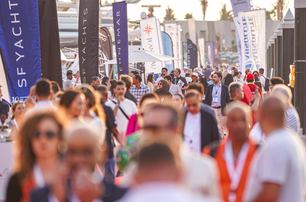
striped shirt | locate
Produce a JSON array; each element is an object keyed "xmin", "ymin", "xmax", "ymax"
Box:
[{"xmin": 285, "ymin": 106, "xmax": 301, "ymax": 134}]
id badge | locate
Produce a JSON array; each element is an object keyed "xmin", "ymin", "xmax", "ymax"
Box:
[{"xmin": 213, "ymin": 96, "xmax": 220, "ymax": 103}]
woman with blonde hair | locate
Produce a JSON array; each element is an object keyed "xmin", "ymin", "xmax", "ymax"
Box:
[
  {"xmin": 77, "ymin": 84, "xmax": 106, "ymax": 144},
  {"xmin": 6, "ymin": 111, "xmax": 65, "ymax": 202}
]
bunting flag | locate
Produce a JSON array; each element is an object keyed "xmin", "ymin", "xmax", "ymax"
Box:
[
  {"xmin": 113, "ymin": 1, "xmax": 129, "ymax": 75},
  {"xmin": 0, "ymin": 0, "xmax": 42, "ymax": 102},
  {"xmin": 79, "ymin": 0, "xmax": 99, "ymax": 83},
  {"xmin": 39, "ymin": 0, "xmax": 62, "ymax": 86},
  {"xmin": 99, "ymin": 27, "xmax": 113, "ymax": 77}
]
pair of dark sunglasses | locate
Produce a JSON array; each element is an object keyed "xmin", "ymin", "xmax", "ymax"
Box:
[{"xmin": 32, "ymin": 131, "xmax": 57, "ymax": 139}]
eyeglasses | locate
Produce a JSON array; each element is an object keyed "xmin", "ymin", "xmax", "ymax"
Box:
[{"xmin": 32, "ymin": 130, "xmax": 57, "ymax": 139}]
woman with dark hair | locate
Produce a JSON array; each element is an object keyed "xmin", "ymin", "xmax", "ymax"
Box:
[
  {"xmin": 146, "ymin": 73, "xmax": 155, "ymax": 93},
  {"xmin": 6, "ymin": 111, "xmax": 65, "ymax": 202},
  {"xmin": 155, "ymin": 80, "xmax": 171, "ymax": 97},
  {"xmin": 102, "ymin": 76, "xmax": 110, "ymax": 88},
  {"xmin": 59, "ymin": 89, "xmax": 85, "ymax": 120},
  {"xmin": 9, "ymin": 102, "xmax": 25, "ymax": 129}
]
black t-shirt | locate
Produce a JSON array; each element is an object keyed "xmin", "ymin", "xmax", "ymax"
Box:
[{"xmin": 102, "ymin": 103, "xmax": 117, "ymax": 158}]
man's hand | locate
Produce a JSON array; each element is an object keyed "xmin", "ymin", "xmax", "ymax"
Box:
[{"xmin": 73, "ymin": 169, "xmax": 103, "ymax": 202}]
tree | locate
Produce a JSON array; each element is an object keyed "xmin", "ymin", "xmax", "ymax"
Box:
[
  {"xmin": 266, "ymin": 10, "xmax": 273, "ymax": 20},
  {"xmin": 164, "ymin": 6, "xmax": 176, "ymax": 21},
  {"xmin": 200, "ymin": 0, "xmax": 208, "ymax": 20},
  {"xmin": 220, "ymin": 4, "xmax": 233, "ymax": 21},
  {"xmin": 275, "ymin": 0, "xmax": 284, "ymax": 20},
  {"xmin": 185, "ymin": 13, "xmax": 193, "ymax": 19}
]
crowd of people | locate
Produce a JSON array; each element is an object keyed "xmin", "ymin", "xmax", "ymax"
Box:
[{"xmin": 0, "ymin": 64, "xmax": 305, "ymax": 202}]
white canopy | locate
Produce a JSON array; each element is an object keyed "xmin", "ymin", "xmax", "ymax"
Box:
[{"xmin": 103, "ymin": 48, "xmax": 175, "ymax": 65}]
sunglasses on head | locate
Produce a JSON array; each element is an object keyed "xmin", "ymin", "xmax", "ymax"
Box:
[{"xmin": 32, "ymin": 130, "xmax": 57, "ymax": 139}]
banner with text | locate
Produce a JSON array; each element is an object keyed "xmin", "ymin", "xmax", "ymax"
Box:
[
  {"xmin": 140, "ymin": 17, "xmax": 164, "ymax": 74},
  {"xmin": 0, "ymin": 0, "xmax": 41, "ymax": 102},
  {"xmin": 165, "ymin": 23, "xmax": 182, "ymax": 70},
  {"xmin": 237, "ymin": 10, "xmax": 266, "ymax": 73},
  {"xmin": 186, "ymin": 39, "xmax": 198, "ymax": 70},
  {"xmin": 78, "ymin": 0, "xmax": 99, "ymax": 83},
  {"xmin": 230, "ymin": 0, "xmax": 251, "ymax": 70},
  {"xmin": 113, "ymin": 1, "xmax": 129, "ymax": 75},
  {"xmin": 161, "ymin": 32, "xmax": 174, "ymax": 72}
]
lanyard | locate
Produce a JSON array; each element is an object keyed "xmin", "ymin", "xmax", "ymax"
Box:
[
  {"xmin": 224, "ymin": 141, "xmax": 249, "ymax": 202},
  {"xmin": 214, "ymin": 86, "xmax": 221, "ymax": 96}
]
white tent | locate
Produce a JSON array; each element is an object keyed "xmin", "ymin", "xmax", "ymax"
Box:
[{"xmin": 103, "ymin": 48, "xmax": 175, "ymax": 65}]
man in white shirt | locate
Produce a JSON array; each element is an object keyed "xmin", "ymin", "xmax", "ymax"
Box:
[
  {"xmin": 258, "ymin": 68, "xmax": 269, "ymax": 92},
  {"xmin": 63, "ymin": 70, "xmax": 75, "ymax": 90},
  {"xmin": 121, "ymin": 104, "xmax": 220, "ymax": 199},
  {"xmin": 119, "ymin": 143, "xmax": 213, "ymax": 202},
  {"xmin": 184, "ymin": 91, "xmax": 220, "ymax": 154},
  {"xmin": 244, "ymin": 96, "xmax": 306, "ymax": 202},
  {"xmin": 156, "ymin": 67, "xmax": 168, "ymax": 83},
  {"xmin": 106, "ymin": 81, "xmax": 137, "ymax": 135},
  {"xmin": 26, "ymin": 79, "xmax": 55, "ymax": 115}
]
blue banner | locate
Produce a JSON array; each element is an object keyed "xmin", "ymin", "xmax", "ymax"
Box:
[
  {"xmin": 186, "ymin": 39, "xmax": 198, "ymax": 70},
  {"xmin": 161, "ymin": 31, "xmax": 174, "ymax": 72},
  {"xmin": 0, "ymin": 0, "xmax": 41, "ymax": 102},
  {"xmin": 113, "ymin": 1, "xmax": 129, "ymax": 75}
]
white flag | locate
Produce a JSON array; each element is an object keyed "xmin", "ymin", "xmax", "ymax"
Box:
[
  {"xmin": 236, "ymin": 10, "xmax": 266, "ymax": 74},
  {"xmin": 140, "ymin": 17, "xmax": 164, "ymax": 74}
]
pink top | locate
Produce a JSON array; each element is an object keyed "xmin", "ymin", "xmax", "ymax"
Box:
[{"xmin": 126, "ymin": 113, "xmax": 140, "ymax": 136}]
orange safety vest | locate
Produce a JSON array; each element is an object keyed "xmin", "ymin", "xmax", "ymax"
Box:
[{"xmin": 204, "ymin": 139, "xmax": 258, "ymax": 202}]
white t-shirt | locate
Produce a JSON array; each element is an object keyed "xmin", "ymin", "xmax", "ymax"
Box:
[
  {"xmin": 259, "ymin": 76, "xmax": 266, "ymax": 89},
  {"xmin": 184, "ymin": 112, "xmax": 201, "ymax": 154},
  {"xmin": 63, "ymin": 79, "xmax": 75, "ymax": 90},
  {"xmin": 121, "ymin": 145, "xmax": 220, "ymax": 199},
  {"xmin": 106, "ymin": 99, "xmax": 137, "ymax": 134},
  {"xmin": 119, "ymin": 183, "xmax": 217, "ymax": 202},
  {"xmin": 249, "ymin": 123, "xmax": 266, "ymax": 144},
  {"xmin": 244, "ymin": 128, "xmax": 306, "ymax": 202},
  {"xmin": 26, "ymin": 100, "xmax": 56, "ymax": 116}
]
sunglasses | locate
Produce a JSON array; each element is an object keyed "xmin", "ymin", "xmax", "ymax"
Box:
[{"xmin": 32, "ymin": 130, "xmax": 57, "ymax": 139}]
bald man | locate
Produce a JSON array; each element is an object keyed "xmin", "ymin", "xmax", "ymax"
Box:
[
  {"xmin": 204, "ymin": 102, "xmax": 258, "ymax": 202},
  {"xmin": 244, "ymin": 96, "xmax": 306, "ymax": 202}
]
